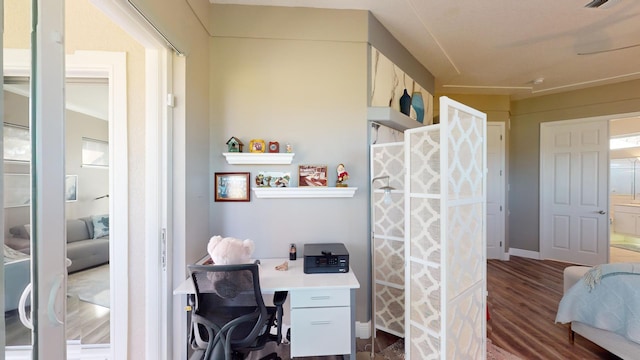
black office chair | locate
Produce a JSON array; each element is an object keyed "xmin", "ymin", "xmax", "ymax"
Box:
[{"xmin": 188, "ymin": 262, "xmax": 288, "ymax": 360}]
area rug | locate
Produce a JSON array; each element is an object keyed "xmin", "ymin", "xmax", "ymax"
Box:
[
  {"xmin": 612, "ymin": 243, "xmax": 640, "ymax": 253},
  {"xmin": 67, "ymin": 264, "xmax": 110, "ymax": 308},
  {"xmin": 355, "ymin": 338, "xmax": 521, "ymax": 360}
]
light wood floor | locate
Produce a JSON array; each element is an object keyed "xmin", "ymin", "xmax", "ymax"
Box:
[{"xmin": 4, "ymin": 294, "xmax": 110, "ymax": 346}]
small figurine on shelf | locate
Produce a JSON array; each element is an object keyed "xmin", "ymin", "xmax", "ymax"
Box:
[
  {"xmin": 285, "ymin": 143, "xmax": 293, "ymax": 153},
  {"xmin": 336, "ymin": 163, "xmax": 349, "ymax": 187}
]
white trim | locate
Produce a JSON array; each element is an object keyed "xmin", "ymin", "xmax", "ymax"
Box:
[
  {"xmin": 487, "ymin": 122, "xmax": 506, "ymax": 260},
  {"xmin": 69, "ymin": 50, "xmax": 129, "ymax": 360},
  {"xmin": 144, "ymin": 47, "xmax": 163, "ymax": 360},
  {"xmin": 87, "ymin": 2, "xmax": 174, "ymax": 359},
  {"xmin": 252, "ymin": 187, "xmax": 358, "ymax": 198},
  {"xmin": 222, "ymin": 152, "xmax": 295, "ymax": 165},
  {"xmin": 143, "ymin": 47, "xmax": 173, "ymax": 360},
  {"xmin": 501, "ymin": 252, "xmax": 511, "ymax": 261},
  {"xmin": 508, "ymin": 248, "xmax": 540, "ymax": 259}
]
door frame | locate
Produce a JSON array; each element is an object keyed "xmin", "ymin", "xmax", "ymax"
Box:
[
  {"xmin": 3, "ymin": 48, "xmax": 129, "ymax": 358},
  {"xmin": 88, "ymin": 1, "xmax": 174, "ymax": 358},
  {"xmin": 487, "ymin": 122, "xmax": 506, "ymax": 260}
]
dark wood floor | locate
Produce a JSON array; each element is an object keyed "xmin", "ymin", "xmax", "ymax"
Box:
[{"xmin": 487, "ymin": 256, "xmax": 620, "ymax": 360}]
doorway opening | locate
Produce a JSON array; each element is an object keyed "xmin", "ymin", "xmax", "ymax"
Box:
[{"xmin": 608, "ymin": 116, "xmax": 640, "ymax": 263}]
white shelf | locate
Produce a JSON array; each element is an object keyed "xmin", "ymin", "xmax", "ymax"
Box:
[
  {"xmin": 367, "ymin": 106, "xmax": 424, "ymax": 131},
  {"xmin": 223, "ymin": 152, "xmax": 295, "ymax": 165},
  {"xmin": 252, "ymin": 187, "xmax": 357, "ymax": 198}
]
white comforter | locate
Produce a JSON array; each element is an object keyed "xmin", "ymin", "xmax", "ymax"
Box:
[
  {"xmin": 3, "ymin": 244, "xmax": 28, "ymax": 263},
  {"xmin": 556, "ymin": 263, "xmax": 640, "ymax": 344}
]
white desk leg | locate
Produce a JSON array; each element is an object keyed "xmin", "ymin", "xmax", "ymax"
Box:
[{"xmin": 347, "ymin": 288, "xmax": 356, "ymax": 360}]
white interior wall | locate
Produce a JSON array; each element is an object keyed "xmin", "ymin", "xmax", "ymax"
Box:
[{"xmin": 2, "ymin": 91, "xmax": 108, "ymax": 234}]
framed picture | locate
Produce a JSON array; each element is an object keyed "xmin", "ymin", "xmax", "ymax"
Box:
[
  {"xmin": 215, "ymin": 172, "xmax": 250, "ymax": 201},
  {"xmin": 4, "ymin": 174, "xmax": 79, "ymax": 206},
  {"xmin": 255, "ymin": 171, "xmax": 290, "ymax": 187},
  {"xmin": 298, "ymin": 165, "xmax": 328, "ymax": 187},
  {"xmin": 249, "ymin": 139, "xmax": 266, "ymax": 153},
  {"xmin": 65, "ymin": 175, "xmax": 78, "ymax": 202}
]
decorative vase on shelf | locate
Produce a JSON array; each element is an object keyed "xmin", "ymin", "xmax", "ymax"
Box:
[
  {"xmin": 399, "ymin": 89, "xmax": 411, "ymax": 116},
  {"xmin": 412, "ymin": 92, "xmax": 425, "ymax": 123}
]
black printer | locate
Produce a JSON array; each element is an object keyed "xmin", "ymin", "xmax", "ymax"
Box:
[{"xmin": 303, "ymin": 243, "xmax": 349, "ymax": 274}]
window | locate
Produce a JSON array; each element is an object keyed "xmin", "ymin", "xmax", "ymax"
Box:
[
  {"xmin": 610, "ymin": 133, "xmax": 640, "ymax": 150},
  {"xmin": 82, "ymin": 137, "xmax": 109, "ymax": 167},
  {"xmin": 3, "ymin": 123, "xmax": 30, "ymax": 162}
]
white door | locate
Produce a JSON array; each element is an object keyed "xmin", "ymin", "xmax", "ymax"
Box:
[
  {"xmin": 487, "ymin": 123, "xmax": 505, "ymax": 259},
  {"xmin": 540, "ymin": 118, "xmax": 609, "ymax": 266}
]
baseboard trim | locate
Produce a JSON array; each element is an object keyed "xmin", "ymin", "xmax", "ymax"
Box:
[
  {"xmin": 356, "ymin": 321, "xmax": 372, "ymax": 339},
  {"xmin": 501, "ymin": 251, "xmax": 510, "ymax": 261},
  {"xmin": 509, "ymin": 248, "xmax": 540, "ymax": 259}
]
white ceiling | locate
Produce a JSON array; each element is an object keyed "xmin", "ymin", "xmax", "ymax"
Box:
[
  {"xmin": 209, "ymin": 0, "xmax": 640, "ymax": 100},
  {"xmin": 4, "ymin": 81, "xmax": 109, "ymax": 121}
]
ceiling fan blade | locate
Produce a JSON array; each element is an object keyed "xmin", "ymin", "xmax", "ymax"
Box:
[
  {"xmin": 578, "ymin": 43, "xmax": 640, "ymax": 55},
  {"xmin": 585, "ymin": 0, "xmax": 608, "ymax": 8}
]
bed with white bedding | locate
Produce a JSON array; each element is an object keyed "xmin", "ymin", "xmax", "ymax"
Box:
[
  {"xmin": 557, "ymin": 263, "xmax": 640, "ymax": 360},
  {"xmin": 3, "ymin": 244, "xmax": 30, "ymax": 312}
]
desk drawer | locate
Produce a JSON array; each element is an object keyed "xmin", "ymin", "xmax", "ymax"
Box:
[
  {"xmin": 291, "ymin": 289, "xmax": 350, "ymax": 308},
  {"xmin": 290, "ymin": 306, "xmax": 351, "ymax": 357}
]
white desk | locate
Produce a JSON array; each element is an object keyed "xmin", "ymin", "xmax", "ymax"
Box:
[{"xmin": 174, "ymin": 258, "xmax": 360, "ymax": 359}]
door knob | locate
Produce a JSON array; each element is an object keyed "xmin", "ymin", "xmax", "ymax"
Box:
[{"xmin": 598, "ymin": 210, "xmax": 606, "ymax": 214}]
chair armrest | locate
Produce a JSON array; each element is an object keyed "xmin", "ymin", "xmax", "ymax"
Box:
[{"xmin": 273, "ymin": 291, "xmax": 288, "ymax": 306}]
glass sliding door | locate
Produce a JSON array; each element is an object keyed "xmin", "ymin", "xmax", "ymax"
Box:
[
  {"xmin": 3, "ymin": 0, "xmax": 69, "ymax": 359},
  {"xmin": 3, "ymin": 0, "xmax": 36, "ymax": 356}
]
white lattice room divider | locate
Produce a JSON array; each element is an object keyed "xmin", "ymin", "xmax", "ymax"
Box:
[
  {"xmin": 405, "ymin": 97, "xmax": 486, "ymax": 359},
  {"xmin": 371, "ymin": 141, "xmax": 406, "ymax": 337}
]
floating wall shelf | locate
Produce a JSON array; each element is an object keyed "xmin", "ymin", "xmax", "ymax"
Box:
[
  {"xmin": 252, "ymin": 187, "xmax": 357, "ymax": 199},
  {"xmin": 367, "ymin": 106, "xmax": 424, "ymax": 131},
  {"xmin": 223, "ymin": 152, "xmax": 295, "ymax": 165}
]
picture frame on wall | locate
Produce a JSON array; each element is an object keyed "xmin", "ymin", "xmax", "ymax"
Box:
[
  {"xmin": 65, "ymin": 175, "xmax": 78, "ymax": 202},
  {"xmin": 298, "ymin": 165, "xmax": 328, "ymax": 187},
  {"xmin": 4, "ymin": 174, "xmax": 79, "ymax": 206},
  {"xmin": 215, "ymin": 172, "xmax": 251, "ymax": 202}
]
